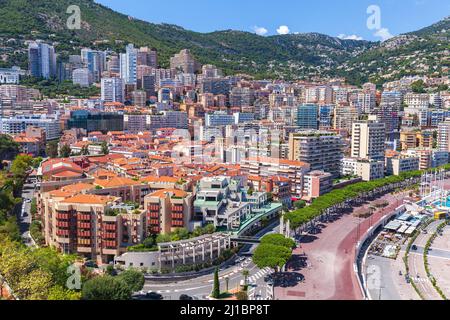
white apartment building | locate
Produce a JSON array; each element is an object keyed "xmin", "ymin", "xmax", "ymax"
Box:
[
  {"xmin": 341, "ymin": 158, "xmax": 385, "ymax": 181},
  {"xmin": 385, "ymin": 155, "xmax": 420, "ymax": 176},
  {"xmin": 0, "ymin": 115, "xmax": 60, "ymax": 140},
  {"xmin": 72, "ymin": 68, "xmax": 93, "ymax": 87},
  {"xmin": 438, "ymin": 118, "xmax": 450, "ymax": 152},
  {"xmin": 351, "ymin": 117, "xmax": 386, "ymax": 162},
  {"xmin": 101, "ymin": 77, "xmax": 125, "ymax": 103},
  {"xmin": 0, "ymin": 67, "xmax": 21, "ymax": 84},
  {"xmin": 404, "ymin": 93, "xmax": 430, "ymax": 109}
]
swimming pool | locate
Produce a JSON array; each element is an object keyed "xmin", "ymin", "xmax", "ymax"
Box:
[{"xmin": 433, "ymin": 197, "xmax": 450, "ymax": 208}]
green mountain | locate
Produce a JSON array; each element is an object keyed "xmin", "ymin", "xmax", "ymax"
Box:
[
  {"xmin": 339, "ymin": 17, "xmax": 450, "ymax": 85},
  {"xmin": 0, "ymin": 0, "xmax": 448, "ymax": 85}
]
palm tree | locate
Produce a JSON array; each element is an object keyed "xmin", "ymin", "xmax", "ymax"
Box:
[{"xmin": 242, "ymin": 269, "xmax": 250, "ymax": 285}]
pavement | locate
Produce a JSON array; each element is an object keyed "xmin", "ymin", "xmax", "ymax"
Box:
[
  {"xmin": 364, "ymin": 250, "xmax": 420, "ymax": 300},
  {"xmin": 17, "ymin": 179, "xmax": 37, "ymax": 247},
  {"xmin": 408, "ymin": 220, "xmax": 443, "ymax": 300},
  {"xmin": 141, "ymin": 221, "xmax": 280, "ymax": 300},
  {"xmin": 424, "ymin": 225, "xmax": 450, "ymax": 298},
  {"xmin": 275, "ymin": 192, "xmax": 409, "ymax": 300}
]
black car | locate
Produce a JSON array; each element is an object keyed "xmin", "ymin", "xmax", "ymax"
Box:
[
  {"xmin": 146, "ymin": 292, "xmax": 163, "ymax": 300},
  {"xmin": 179, "ymin": 294, "xmax": 193, "ymax": 300},
  {"xmin": 411, "ymin": 245, "xmax": 418, "ymax": 251}
]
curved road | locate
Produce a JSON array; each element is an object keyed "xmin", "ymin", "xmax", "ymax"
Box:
[
  {"xmin": 277, "ymin": 192, "xmax": 408, "ymax": 300},
  {"xmin": 142, "ymin": 221, "xmax": 280, "ymax": 300},
  {"xmin": 408, "ymin": 220, "xmax": 443, "ymax": 300}
]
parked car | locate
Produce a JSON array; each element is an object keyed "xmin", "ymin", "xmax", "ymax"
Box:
[
  {"xmin": 146, "ymin": 292, "xmax": 163, "ymax": 300},
  {"xmin": 84, "ymin": 260, "xmax": 98, "ymax": 269},
  {"xmin": 411, "ymin": 245, "xmax": 418, "ymax": 251},
  {"xmin": 179, "ymin": 294, "xmax": 193, "ymax": 300}
]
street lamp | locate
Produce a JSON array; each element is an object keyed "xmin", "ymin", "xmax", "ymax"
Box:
[{"xmin": 225, "ymin": 276, "xmax": 229, "ymax": 293}]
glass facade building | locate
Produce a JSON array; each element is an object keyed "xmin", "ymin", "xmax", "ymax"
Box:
[{"xmin": 67, "ymin": 110, "xmax": 124, "ymax": 133}]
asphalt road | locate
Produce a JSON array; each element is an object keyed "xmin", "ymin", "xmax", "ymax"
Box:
[
  {"xmin": 365, "ymin": 255, "xmax": 403, "ymax": 300},
  {"xmin": 141, "ymin": 221, "xmax": 280, "ymax": 300},
  {"xmin": 18, "ymin": 179, "xmax": 37, "ymax": 247},
  {"xmin": 408, "ymin": 221, "xmax": 443, "ymax": 300}
]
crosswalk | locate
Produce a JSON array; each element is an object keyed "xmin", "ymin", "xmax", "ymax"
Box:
[
  {"xmin": 207, "ymin": 258, "xmax": 253, "ymax": 283},
  {"xmin": 412, "ymin": 277, "xmax": 430, "ymax": 284},
  {"xmin": 247, "ymin": 267, "xmax": 272, "ymax": 284}
]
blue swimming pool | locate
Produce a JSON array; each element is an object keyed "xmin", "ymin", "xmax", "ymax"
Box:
[{"xmin": 434, "ymin": 197, "xmax": 450, "ymax": 208}]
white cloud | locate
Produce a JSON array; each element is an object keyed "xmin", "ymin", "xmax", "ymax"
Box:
[
  {"xmin": 253, "ymin": 26, "xmax": 268, "ymax": 36},
  {"xmin": 374, "ymin": 28, "xmax": 394, "ymax": 41},
  {"xmin": 337, "ymin": 34, "xmax": 364, "ymax": 41},
  {"xmin": 276, "ymin": 25, "xmax": 290, "ymax": 35}
]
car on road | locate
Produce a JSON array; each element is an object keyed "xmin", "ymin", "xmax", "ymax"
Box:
[
  {"xmin": 264, "ymin": 275, "xmax": 273, "ymax": 283},
  {"xmin": 84, "ymin": 260, "xmax": 99, "ymax": 269},
  {"xmin": 179, "ymin": 294, "xmax": 193, "ymax": 300},
  {"xmin": 411, "ymin": 245, "xmax": 418, "ymax": 251},
  {"xmin": 146, "ymin": 292, "xmax": 163, "ymax": 300}
]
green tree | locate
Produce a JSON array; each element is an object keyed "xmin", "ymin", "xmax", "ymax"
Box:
[
  {"xmin": 105, "ymin": 265, "xmax": 116, "ymax": 276},
  {"xmin": 411, "ymin": 80, "xmax": 426, "ymax": 93},
  {"xmin": 81, "ymin": 276, "xmax": 132, "ymax": 300},
  {"xmin": 31, "ymin": 247, "xmax": 77, "ymax": 287},
  {"xmin": 211, "ymin": 267, "xmax": 220, "ymax": 299},
  {"xmin": 156, "ymin": 233, "xmax": 171, "ymax": 244},
  {"xmin": 142, "ymin": 236, "xmax": 155, "ymax": 248},
  {"xmin": 260, "ymin": 234, "xmax": 296, "ymax": 249},
  {"xmin": 46, "ymin": 141, "xmax": 59, "ymax": 158},
  {"xmin": 294, "ymin": 200, "xmax": 306, "ymax": 209},
  {"xmin": 252, "ymin": 244, "xmax": 292, "ymax": 272},
  {"xmin": 15, "ymin": 269, "xmax": 53, "ymax": 300},
  {"xmin": 80, "ymin": 144, "xmax": 89, "ymax": 156},
  {"xmin": 30, "ymin": 198, "xmax": 37, "ymax": 216},
  {"xmin": 47, "ymin": 286, "xmax": 81, "ymax": 300},
  {"xmin": 117, "ymin": 269, "xmax": 145, "ymax": 292},
  {"xmin": 101, "ymin": 141, "xmax": 109, "ymax": 155},
  {"xmin": 0, "ymin": 216, "xmax": 21, "ymax": 242},
  {"xmin": 59, "ymin": 144, "xmax": 72, "ymax": 158},
  {"xmin": 0, "ymin": 134, "xmax": 19, "ymax": 160},
  {"xmin": 235, "ymin": 291, "xmax": 248, "ymax": 301},
  {"xmin": 242, "ymin": 269, "xmax": 250, "ymax": 285}
]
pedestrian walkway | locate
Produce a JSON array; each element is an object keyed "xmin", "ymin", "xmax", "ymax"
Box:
[{"xmin": 247, "ymin": 267, "xmax": 272, "ymax": 284}]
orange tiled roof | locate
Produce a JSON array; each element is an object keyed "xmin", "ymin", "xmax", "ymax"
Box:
[
  {"xmin": 52, "ymin": 171, "xmax": 84, "ymax": 178},
  {"xmin": 49, "ymin": 189, "xmax": 77, "ymax": 198},
  {"xmin": 94, "ymin": 177, "xmax": 141, "ymax": 188},
  {"xmin": 141, "ymin": 176, "xmax": 179, "ymax": 183},
  {"xmin": 61, "ymin": 194, "xmax": 116, "ymax": 205},
  {"xmin": 245, "ymin": 157, "xmax": 309, "ymax": 168},
  {"xmin": 149, "ymin": 188, "xmax": 187, "ymax": 199},
  {"xmin": 13, "ymin": 136, "xmax": 39, "ymax": 143},
  {"xmin": 61, "ymin": 182, "xmax": 95, "ymax": 193}
]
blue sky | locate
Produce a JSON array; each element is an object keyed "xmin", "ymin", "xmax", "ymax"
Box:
[{"xmin": 96, "ymin": 0, "xmax": 449, "ymax": 41}]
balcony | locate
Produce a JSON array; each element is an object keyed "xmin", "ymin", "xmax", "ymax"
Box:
[
  {"xmin": 171, "ymin": 213, "xmax": 183, "ymax": 220},
  {"xmin": 77, "ymin": 231, "xmax": 91, "ymax": 238},
  {"xmin": 77, "ymin": 214, "xmax": 91, "ymax": 221},
  {"xmin": 56, "ymin": 213, "xmax": 70, "ymax": 220},
  {"xmin": 56, "ymin": 229, "xmax": 69, "ymax": 237},
  {"xmin": 78, "ymin": 222, "xmax": 91, "ymax": 229},
  {"xmin": 104, "ymin": 223, "xmax": 116, "ymax": 231},
  {"xmin": 56, "ymin": 221, "xmax": 69, "ymax": 228},
  {"xmin": 102, "ymin": 240, "xmax": 117, "ymax": 248},
  {"xmin": 103, "ymin": 232, "xmax": 117, "ymax": 239},
  {"xmin": 148, "ymin": 212, "xmax": 159, "ymax": 219}
]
